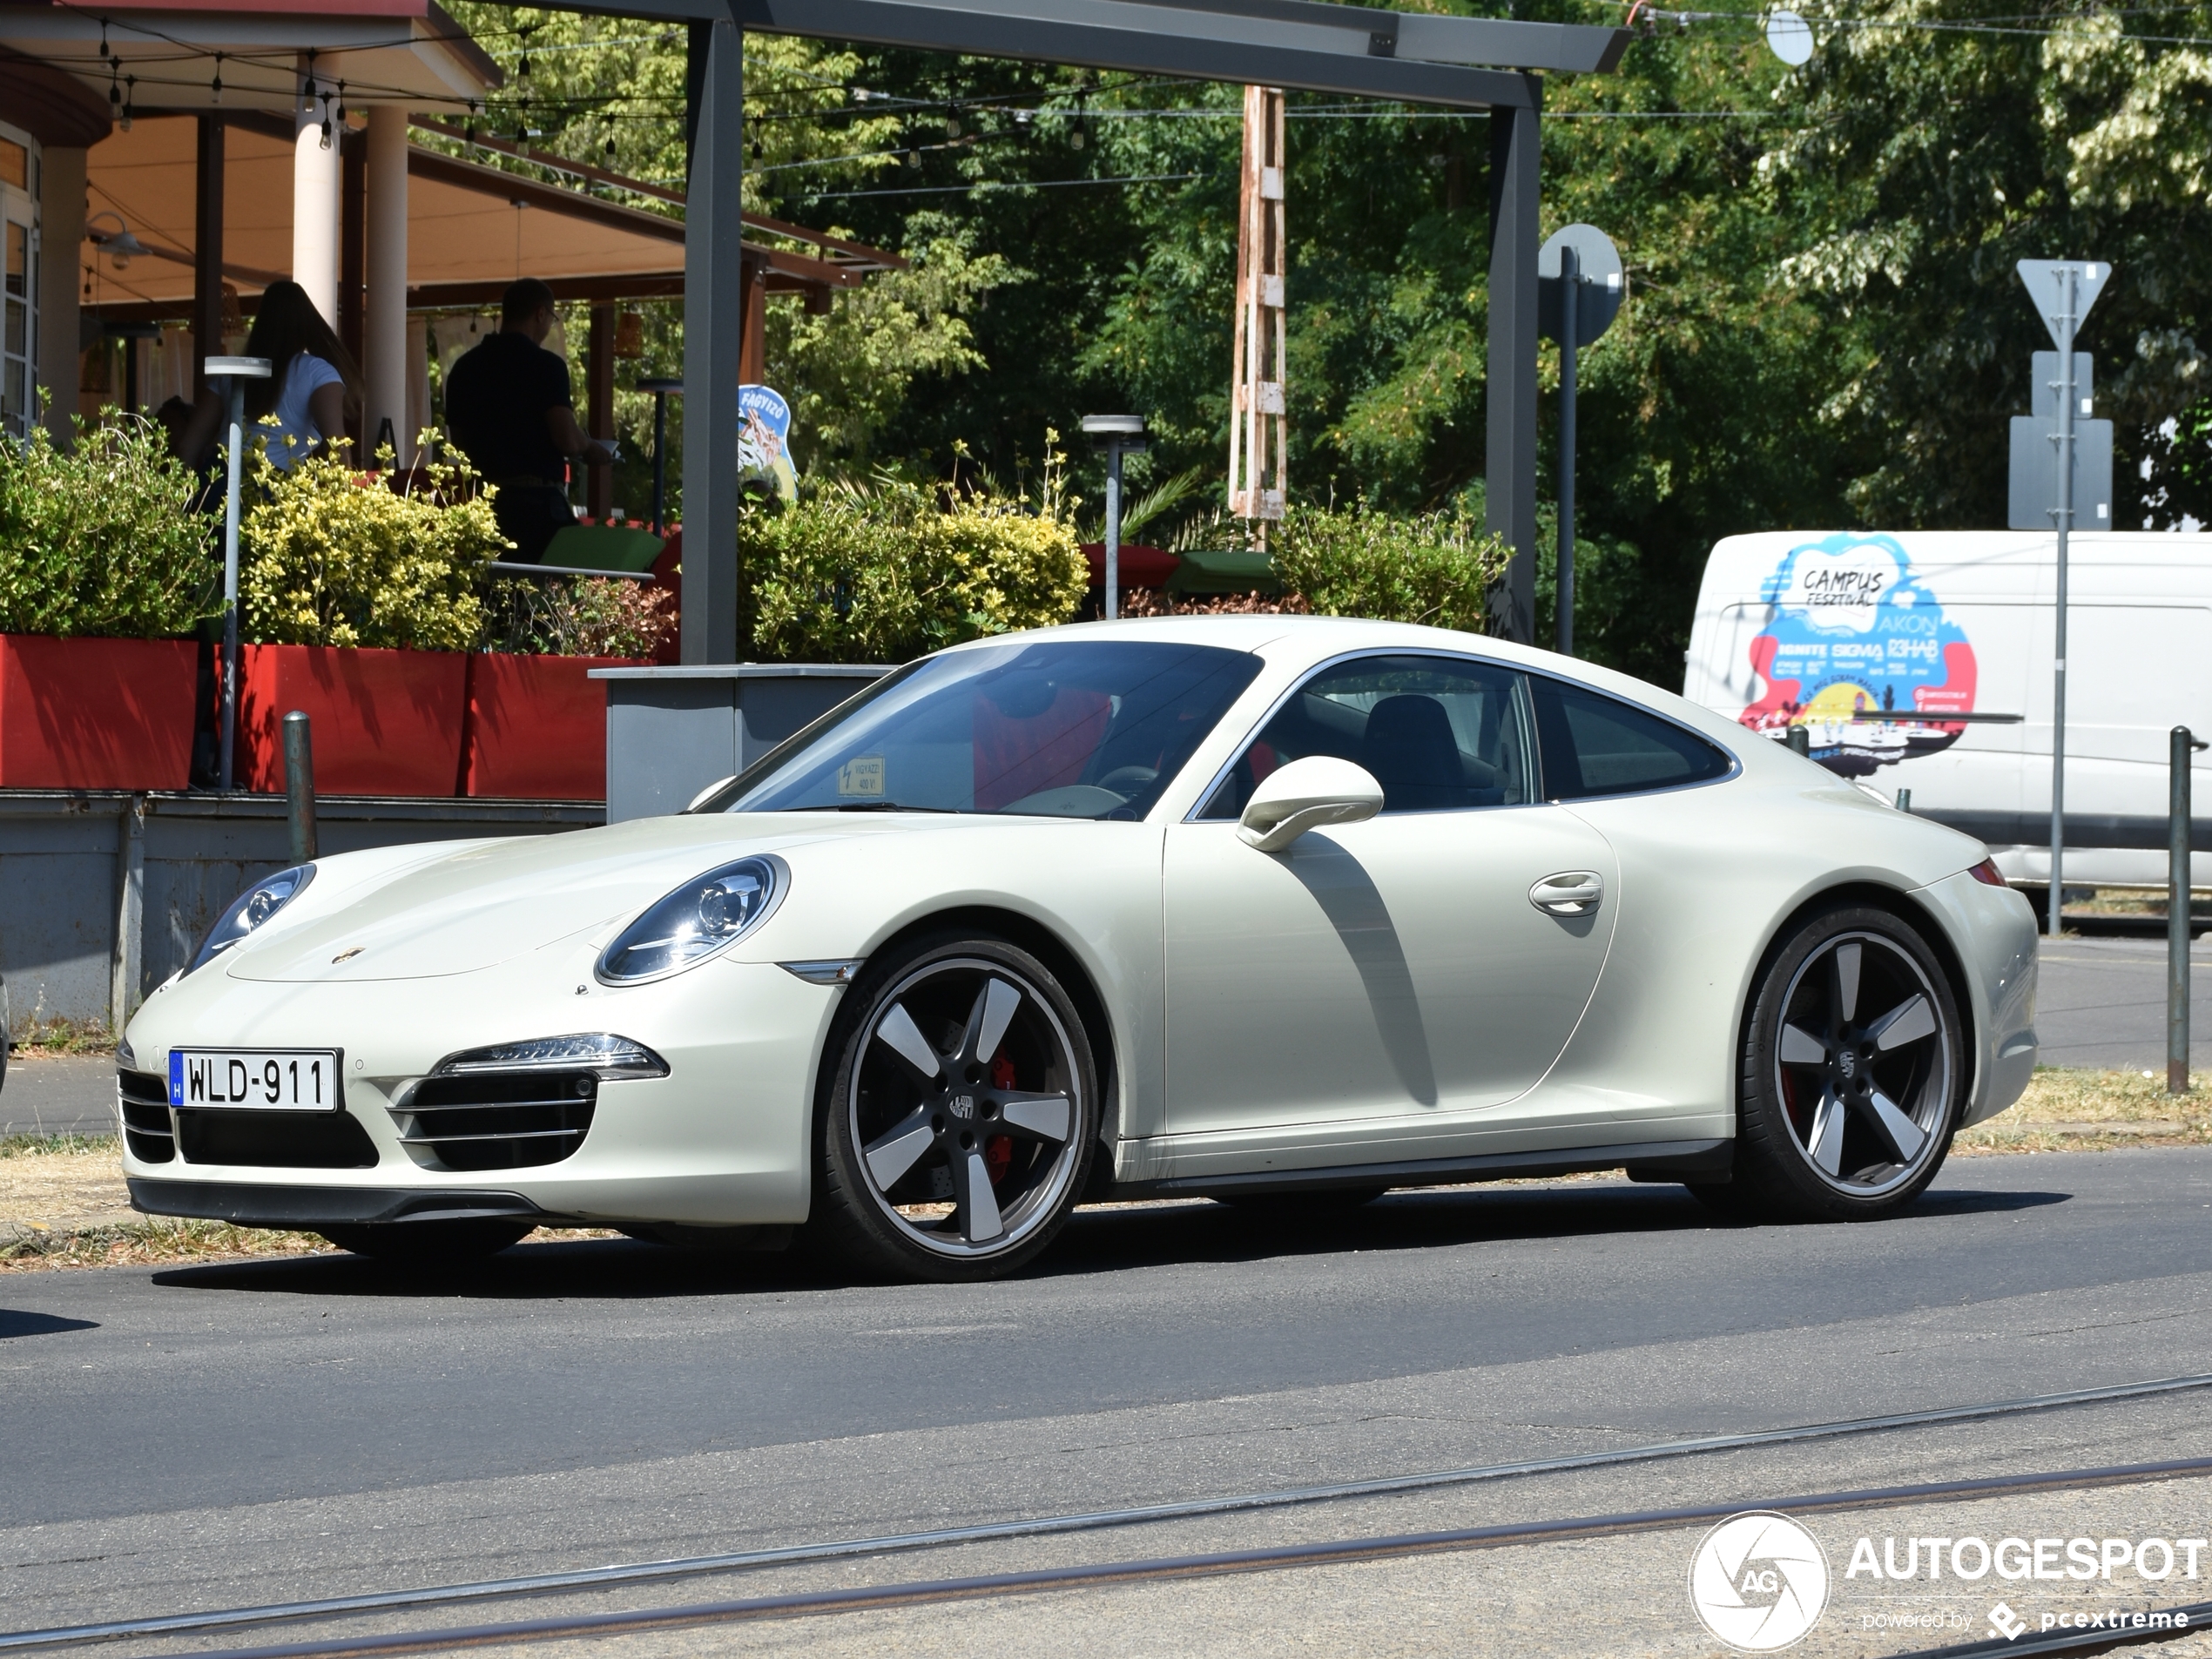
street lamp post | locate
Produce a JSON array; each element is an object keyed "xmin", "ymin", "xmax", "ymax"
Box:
[
  {"xmin": 204, "ymin": 354, "xmax": 272, "ymax": 792},
  {"xmin": 1081, "ymin": 415, "xmax": 1147, "ymax": 620}
]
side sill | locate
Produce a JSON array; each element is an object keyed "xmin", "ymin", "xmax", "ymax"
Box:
[
  {"xmin": 1110, "ymin": 1137, "xmax": 1733, "ymax": 1200},
  {"xmin": 127, "ymin": 1178, "xmax": 569, "ymax": 1230}
]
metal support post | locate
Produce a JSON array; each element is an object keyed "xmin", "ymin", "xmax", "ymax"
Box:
[
  {"xmin": 1104, "ymin": 440, "xmax": 1123, "ymax": 621},
  {"xmin": 2049, "ymin": 267, "xmax": 2077, "ymax": 938},
  {"xmin": 284, "ymin": 711, "xmax": 319, "ymax": 862},
  {"xmin": 221, "ymin": 378, "xmax": 243, "ymax": 791},
  {"xmin": 680, "ymin": 12, "xmax": 744, "ymax": 664},
  {"xmin": 1556, "ymin": 243, "xmax": 1578, "ymax": 658},
  {"xmin": 1487, "ymin": 93, "xmax": 1541, "ymax": 644},
  {"xmin": 208, "ymin": 355, "xmax": 270, "ymax": 792},
  {"xmin": 2174, "ymin": 725, "xmax": 2205, "ymax": 1094},
  {"xmin": 640, "ymin": 378, "xmax": 680, "ymax": 536}
]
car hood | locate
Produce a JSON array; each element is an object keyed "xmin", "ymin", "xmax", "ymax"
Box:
[{"xmin": 224, "ymin": 813, "xmax": 919, "ymax": 982}]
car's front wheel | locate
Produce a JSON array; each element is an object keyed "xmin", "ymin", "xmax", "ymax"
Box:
[
  {"xmin": 807, "ymin": 934, "xmax": 1098, "ymax": 1282},
  {"xmin": 1719, "ymin": 904, "xmax": 1965, "ymax": 1222}
]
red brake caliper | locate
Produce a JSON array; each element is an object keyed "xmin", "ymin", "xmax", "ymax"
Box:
[{"xmin": 985, "ymin": 1054, "xmax": 1016, "ymax": 1182}]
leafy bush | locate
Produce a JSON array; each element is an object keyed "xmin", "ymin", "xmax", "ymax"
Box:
[
  {"xmin": 745, "ymin": 478, "xmax": 1085, "ymax": 663},
  {"xmin": 1270, "ymin": 502, "xmax": 1509, "ymax": 634},
  {"xmin": 0, "ymin": 414, "xmax": 219, "ymax": 637},
  {"xmin": 240, "ymin": 442, "xmax": 505, "ymax": 650}
]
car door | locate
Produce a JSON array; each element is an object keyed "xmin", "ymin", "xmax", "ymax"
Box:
[{"xmin": 1162, "ymin": 653, "xmax": 1618, "ymax": 1136}]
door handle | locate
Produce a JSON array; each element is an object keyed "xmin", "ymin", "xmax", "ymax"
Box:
[{"xmin": 1530, "ymin": 871, "xmax": 1604, "ymax": 916}]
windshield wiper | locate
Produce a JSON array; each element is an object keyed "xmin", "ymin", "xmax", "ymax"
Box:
[{"xmin": 780, "ymin": 801, "xmax": 961, "ymax": 813}]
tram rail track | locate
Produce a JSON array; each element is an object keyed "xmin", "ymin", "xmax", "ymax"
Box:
[
  {"xmin": 93, "ymin": 1455, "xmax": 2212, "ymax": 1659},
  {"xmin": 11, "ymin": 1370, "xmax": 2212, "ymax": 1656}
]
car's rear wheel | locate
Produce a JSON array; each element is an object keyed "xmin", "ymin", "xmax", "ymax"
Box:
[
  {"xmin": 318, "ymin": 1219, "xmax": 535, "ymax": 1263},
  {"xmin": 1721, "ymin": 904, "xmax": 1964, "ymax": 1222},
  {"xmin": 807, "ymin": 934, "xmax": 1097, "ymax": 1282}
]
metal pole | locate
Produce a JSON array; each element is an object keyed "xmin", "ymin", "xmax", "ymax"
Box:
[
  {"xmin": 2174, "ymin": 725, "xmax": 2201, "ymax": 1095},
  {"xmin": 219, "ymin": 376, "xmax": 245, "ymax": 793},
  {"xmin": 651, "ymin": 389, "xmax": 670, "ymax": 535},
  {"xmin": 283, "ymin": 711, "xmax": 318, "ymax": 862},
  {"xmin": 1103, "ymin": 437, "xmax": 1123, "ymax": 623},
  {"xmin": 1557, "ymin": 244, "xmax": 1578, "ymax": 658},
  {"xmin": 2049, "ymin": 267, "xmax": 2077, "ymax": 938}
]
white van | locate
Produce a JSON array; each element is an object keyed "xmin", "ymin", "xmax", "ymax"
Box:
[{"xmin": 1683, "ymin": 530, "xmax": 2211, "ymax": 889}]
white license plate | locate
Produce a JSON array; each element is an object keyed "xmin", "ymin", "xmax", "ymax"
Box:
[{"xmin": 169, "ymin": 1049, "xmax": 343, "ymax": 1111}]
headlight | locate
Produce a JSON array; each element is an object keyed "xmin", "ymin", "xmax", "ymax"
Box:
[
  {"xmin": 190, "ymin": 864, "xmax": 314, "ymax": 974},
  {"xmin": 597, "ymin": 856, "xmax": 785, "ymax": 984},
  {"xmin": 433, "ymin": 1034, "xmax": 668, "ymax": 1079}
]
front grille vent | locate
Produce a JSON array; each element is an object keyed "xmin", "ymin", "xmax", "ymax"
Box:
[
  {"xmin": 395, "ymin": 1070, "xmax": 597, "ymax": 1172},
  {"xmin": 176, "ymin": 1109, "xmax": 380, "ymax": 1169},
  {"xmin": 118, "ymin": 1069, "xmax": 174, "ymax": 1163}
]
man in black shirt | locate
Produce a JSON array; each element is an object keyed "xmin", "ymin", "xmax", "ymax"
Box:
[{"xmin": 445, "ymin": 278, "xmax": 617, "ymax": 562}]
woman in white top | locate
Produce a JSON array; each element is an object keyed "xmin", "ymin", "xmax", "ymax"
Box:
[{"xmin": 176, "ymin": 280, "xmax": 360, "ymax": 472}]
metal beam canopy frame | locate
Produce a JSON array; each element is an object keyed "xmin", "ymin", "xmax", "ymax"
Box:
[{"xmin": 597, "ymin": 0, "xmax": 1630, "ymax": 661}]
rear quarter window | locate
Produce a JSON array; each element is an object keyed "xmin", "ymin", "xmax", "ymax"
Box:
[{"xmin": 1532, "ymin": 677, "xmax": 1735, "ymax": 800}]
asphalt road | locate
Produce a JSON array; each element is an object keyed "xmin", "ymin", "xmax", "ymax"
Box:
[
  {"xmin": 7, "ymin": 1147, "xmax": 2212, "ymax": 1657},
  {"xmin": 3, "ymin": 934, "xmax": 2203, "ymax": 1143}
]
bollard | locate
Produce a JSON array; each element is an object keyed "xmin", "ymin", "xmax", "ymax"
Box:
[
  {"xmin": 283, "ymin": 710, "xmax": 318, "ymax": 863},
  {"xmin": 2174, "ymin": 725, "xmax": 2207, "ymax": 1094},
  {"xmin": 1895, "ymin": 788, "xmax": 1912, "ymax": 813},
  {"xmin": 1787, "ymin": 725, "xmax": 1811, "ymax": 758}
]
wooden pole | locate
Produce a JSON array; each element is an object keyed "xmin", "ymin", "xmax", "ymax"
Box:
[{"xmin": 1229, "ymin": 85, "xmax": 1286, "ymax": 551}]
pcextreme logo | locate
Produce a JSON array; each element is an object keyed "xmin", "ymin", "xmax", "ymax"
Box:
[{"xmin": 1689, "ymin": 1512, "xmax": 1832, "ymax": 1651}]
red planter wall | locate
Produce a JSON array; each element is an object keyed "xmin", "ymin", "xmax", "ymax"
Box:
[
  {"xmin": 0, "ymin": 635, "xmax": 200, "ymax": 790},
  {"xmin": 462, "ymin": 653, "xmax": 645, "ymax": 799},
  {"xmin": 239, "ymin": 644, "xmax": 469, "ymax": 796}
]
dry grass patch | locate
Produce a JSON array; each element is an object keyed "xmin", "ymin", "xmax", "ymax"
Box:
[
  {"xmin": 0, "ymin": 1134, "xmax": 623, "ymax": 1271},
  {"xmin": 1953, "ymin": 1066, "xmax": 2212, "ymax": 1154}
]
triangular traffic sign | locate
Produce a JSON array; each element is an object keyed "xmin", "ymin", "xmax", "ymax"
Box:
[{"xmin": 2017, "ymin": 260, "xmax": 2112, "ymax": 347}]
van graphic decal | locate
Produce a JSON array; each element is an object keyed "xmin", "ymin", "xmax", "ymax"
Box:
[{"xmin": 1737, "ymin": 533, "xmax": 1979, "ymax": 777}]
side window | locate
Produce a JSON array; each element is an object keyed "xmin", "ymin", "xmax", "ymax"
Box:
[
  {"xmin": 1529, "ymin": 677, "xmax": 1733, "ymax": 800},
  {"xmin": 1200, "ymin": 655, "xmax": 1537, "ymax": 818}
]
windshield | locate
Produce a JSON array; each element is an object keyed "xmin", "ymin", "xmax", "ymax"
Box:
[{"xmin": 718, "ymin": 638, "xmax": 1264, "ymax": 819}]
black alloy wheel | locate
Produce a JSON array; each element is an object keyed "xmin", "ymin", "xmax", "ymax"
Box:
[
  {"xmin": 809, "ymin": 934, "xmax": 1098, "ymax": 1282},
  {"xmin": 1709, "ymin": 904, "xmax": 1965, "ymax": 1223}
]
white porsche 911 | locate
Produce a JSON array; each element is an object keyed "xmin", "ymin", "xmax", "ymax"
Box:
[{"xmin": 118, "ymin": 617, "xmax": 2039, "ymax": 1280}]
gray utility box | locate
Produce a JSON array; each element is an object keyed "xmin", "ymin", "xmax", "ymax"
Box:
[
  {"xmin": 593, "ymin": 665, "xmax": 890, "ymax": 823},
  {"xmin": 0, "ymin": 792, "xmax": 602, "ymax": 1032}
]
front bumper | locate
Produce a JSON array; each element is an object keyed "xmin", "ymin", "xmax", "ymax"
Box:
[
  {"xmin": 118, "ymin": 948, "xmax": 843, "ymax": 1229},
  {"xmin": 128, "ymin": 1179, "xmax": 556, "ymax": 1229}
]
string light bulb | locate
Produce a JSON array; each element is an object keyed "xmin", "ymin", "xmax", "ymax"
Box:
[
  {"xmin": 120, "ymin": 74, "xmax": 134, "ymax": 131},
  {"xmin": 210, "ymin": 52, "xmax": 223, "ymax": 105}
]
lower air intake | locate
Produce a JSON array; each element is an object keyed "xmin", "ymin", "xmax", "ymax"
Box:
[
  {"xmin": 396, "ymin": 1070, "xmax": 597, "ymax": 1172},
  {"xmin": 117, "ymin": 1068, "xmax": 174, "ymax": 1163}
]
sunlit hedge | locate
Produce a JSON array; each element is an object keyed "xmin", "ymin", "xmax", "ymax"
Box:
[
  {"xmin": 0, "ymin": 414, "xmax": 219, "ymax": 637},
  {"xmin": 745, "ymin": 482, "xmax": 1085, "ymax": 664}
]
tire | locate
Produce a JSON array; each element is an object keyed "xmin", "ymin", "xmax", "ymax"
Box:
[
  {"xmin": 1727, "ymin": 903, "xmax": 1965, "ymax": 1222},
  {"xmin": 806, "ymin": 933, "xmax": 1099, "ymax": 1283},
  {"xmin": 318, "ymin": 1219, "xmax": 535, "ymax": 1263}
]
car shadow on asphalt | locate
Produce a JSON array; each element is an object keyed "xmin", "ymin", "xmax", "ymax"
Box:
[{"xmin": 143, "ymin": 1179, "xmax": 2070, "ymax": 1299}]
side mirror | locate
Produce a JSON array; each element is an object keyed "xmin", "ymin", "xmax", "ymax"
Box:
[{"xmin": 1238, "ymin": 756, "xmax": 1384, "ymax": 853}]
